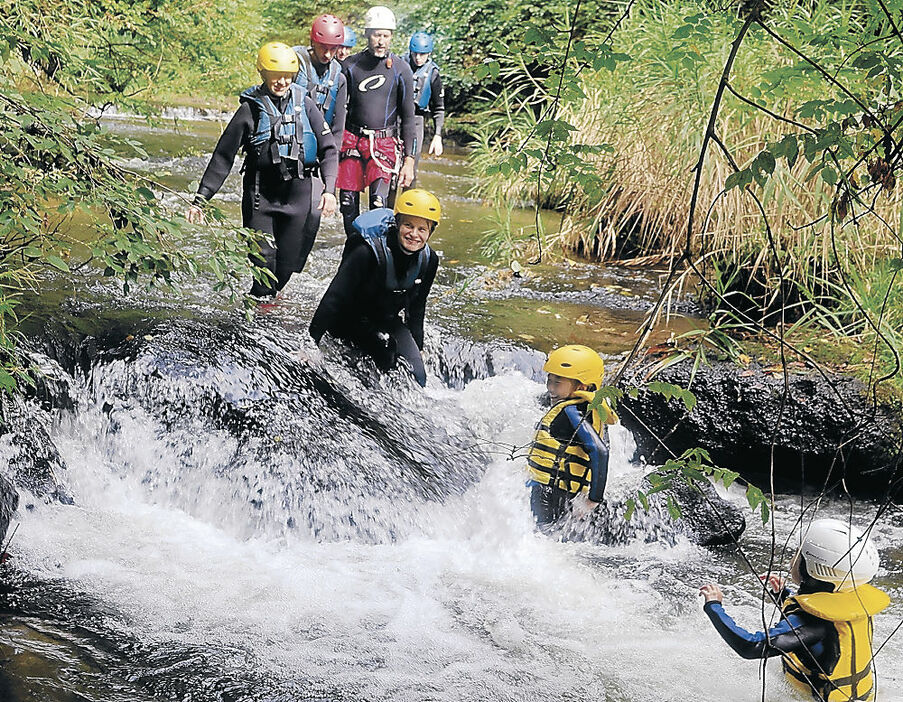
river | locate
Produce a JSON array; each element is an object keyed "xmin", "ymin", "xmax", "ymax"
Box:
[{"xmin": 0, "ymin": 112, "xmax": 901, "ymax": 702}]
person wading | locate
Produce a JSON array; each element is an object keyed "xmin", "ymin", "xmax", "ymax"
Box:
[
  {"xmin": 292, "ymin": 15, "xmax": 348, "ymax": 271},
  {"xmin": 404, "ymin": 32, "xmax": 445, "ymax": 186},
  {"xmin": 700, "ymin": 518, "xmax": 890, "ymax": 702},
  {"xmin": 309, "ymin": 188, "xmax": 441, "ymax": 387},
  {"xmin": 337, "ymin": 5, "xmax": 416, "ymax": 236},
  {"xmin": 188, "ymin": 42, "xmax": 338, "ymax": 297}
]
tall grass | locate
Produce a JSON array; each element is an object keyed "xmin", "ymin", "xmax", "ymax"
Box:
[{"xmin": 473, "ymin": 0, "xmax": 903, "ymax": 286}]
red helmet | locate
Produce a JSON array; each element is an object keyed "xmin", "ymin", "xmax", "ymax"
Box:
[{"xmin": 310, "ymin": 14, "xmax": 345, "ymax": 46}]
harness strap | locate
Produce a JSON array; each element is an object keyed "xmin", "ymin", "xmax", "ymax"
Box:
[{"xmin": 347, "ymin": 123, "xmax": 398, "ymax": 139}]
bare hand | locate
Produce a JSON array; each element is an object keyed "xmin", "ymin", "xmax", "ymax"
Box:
[
  {"xmin": 318, "ymin": 192, "xmax": 337, "ymax": 217},
  {"xmin": 398, "ymin": 157, "xmax": 415, "ymax": 188},
  {"xmin": 428, "ymin": 135, "xmax": 443, "ymax": 156},
  {"xmin": 187, "ymin": 204, "xmax": 206, "ymax": 225},
  {"xmin": 759, "ymin": 573, "xmax": 786, "ymax": 593},
  {"xmin": 699, "ymin": 583, "xmax": 724, "ymax": 604},
  {"xmin": 571, "ymin": 493, "xmax": 599, "ymax": 519}
]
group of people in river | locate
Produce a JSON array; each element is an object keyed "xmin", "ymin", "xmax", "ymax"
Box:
[
  {"xmin": 183, "ymin": 6, "xmax": 892, "ymax": 700},
  {"xmin": 188, "ymin": 5, "xmax": 445, "ymax": 387}
]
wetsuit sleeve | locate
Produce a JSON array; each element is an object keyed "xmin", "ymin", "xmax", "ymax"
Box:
[
  {"xmin": 332, "ymin": 73, "xmax": 348, "ymax": 144},
  {"xmin": 429, "ymin": 68, "xmax": 445, "ymax": 136},
  {"xmin": 195, "ymin": 103, "xmax": 253, "ymax": 202},
  {"xmin": 397, "ymin": 61, "xmax": 417, "ymax": 158},
  {"xmin": 309, "ymin": 245, "xmax": 372, "ymax": 344},
  {"xmin": 404, "ymin": 249, "xmax": 438, "ymax": 349},
  {"xmin": 562, "ymin": 404, "xmax": 609, "ymax": 502},
  {"xmin": 306, "ymin": 98, "xmax": 337, "ymax": 193},
  {"xmin": 703, "ymin": 602, "xmax": 830, "ymax": 660}
]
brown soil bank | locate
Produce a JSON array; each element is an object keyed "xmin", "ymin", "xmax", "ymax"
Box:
[{"xmin": 618, "ymin": 358, "xmax": 903, "ymax": 501}]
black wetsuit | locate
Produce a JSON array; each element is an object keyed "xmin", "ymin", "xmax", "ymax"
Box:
[
  {"xmin": 339, "ymin": 50, "xmax": 415, "ymax": 233},
  {"xmin": 407, "ymin": 55, "xmax": 445, "ymax": 186},
  {"xmin": 194, "ymin": 89, "xmax": 337, "ymax": 296},
  {"xmin": 309, "ymin": 227, "xmax": 438, "ymax": 386}
]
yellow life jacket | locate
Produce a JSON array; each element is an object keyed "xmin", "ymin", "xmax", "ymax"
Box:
[
  {"xmin": 782, "ymin": 584, "xmax": 890, "ymax": 702},
  {"xmin": 526, "ymin": 392, "xmax": 615, "ymax": 494}
]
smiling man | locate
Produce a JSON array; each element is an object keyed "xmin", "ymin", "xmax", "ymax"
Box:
[
  {"xmin": 337, "ymin": 5, "xmax": 416, "ymax": 236},
  {"xmin": 309, "ymin": 189, "xmax": 441, "ymax": 387}
]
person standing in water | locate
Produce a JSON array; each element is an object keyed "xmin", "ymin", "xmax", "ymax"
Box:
[
  {"xmin": 700, "ymin": 518, "xmax": 889, "ymax": 702},
  {"xmin": 292, "ymin": 15, "xmax": 348, "ymax": 269},
  {"xmin": 405, "ymin": 32, "xmax": 445, "ymax": 185},
  {"xmin": 293, "ymin": 14, "xmax": 347, "ymax": 145},
  {"xmin": 337, "ymin": 26, "xmax": 356, "ymax": 62},
  {"xmin": 337, "ymin": 5, "xmax": 416, "ymax": 236},
  {"xmin": 187, "ymin": 43, "xmax": 337, "ymax": 297},
  {"xmin": 526, "ymin": 345, "xmax": 616, "ymax": 526},
  {"xmin": 309, "ymin": 189, "xmax": 440, "ymax": 387}
]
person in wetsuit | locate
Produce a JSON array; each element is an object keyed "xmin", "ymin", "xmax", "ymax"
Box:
[
  {"xmin": 405, "ymin": 32, "xmax": 445, "ymax": 185},
  {"xmin": 526, "ymin": 345, "xmax": 617, "ymax": 526},
  {"xmin": 309, "ymin": 188, "xmax": 441, "ymax": 387},
  {"xmin": 292, "ymin": 15, "xmax": 348, "ymax": 271},
  {"xmin": 337, "ymin": 5, "xmax": 416, "ymax": 236},
  {"xmin": 187, "ymin": 42, "xmax": 337, "ymax": 297},
  {"xmin": 337, "ymin": 26, "xmax": 356, "ymax": 63},
  {"xmin": 700, "ymin": 518, "xmax": 889, "ymax": 701}
]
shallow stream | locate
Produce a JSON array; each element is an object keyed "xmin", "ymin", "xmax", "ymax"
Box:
[{"xmin": 1, "ymin": 112, "xmax": 901, "ymax": 702}]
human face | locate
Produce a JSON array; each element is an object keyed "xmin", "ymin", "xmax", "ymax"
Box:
[
  {"xmin": 261, "ymin": 71, "xmax": 295, "ymax": 97},
  {"xmin": 336, "ymin": 46, "xmax": 352, "ymax": 61},
  {"xmin": 411, "ymin": 52, "xmax": 430, "ymax": 67},
  {"xmin": 311, "ymin": 42, "xmax": 338, "ymax": 64},
  {"xmin": 367, "ymin": 29, "xmax": 392, "ymax": 57},
  {"xmin": 396, "ymin": 214, "xmax": 432, "ymax": 253},
  {"xmin": 546, "ymin": 373, "xmax": 581, "ymax": 403}
]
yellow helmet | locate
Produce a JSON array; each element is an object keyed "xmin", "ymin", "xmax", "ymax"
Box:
[
  {"xmin": 256, "ymin": 42, "xmax": 299, "ymax": 74},
  {"xmin": 543, "ymin": 345, "xmax": 604, "ymax": 388},
  {"xmin": 394, "ymin": 188, "xmax": 441, "ymax": 225}
]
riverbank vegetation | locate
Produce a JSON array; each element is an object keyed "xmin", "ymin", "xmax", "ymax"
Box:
[
  {"xmin": 471, "ymin": 0, "xmax": 903, "ymax": 393},
  {"xmin": 0, "ymin": 0, "xmax": 269, "ymax": 389}
]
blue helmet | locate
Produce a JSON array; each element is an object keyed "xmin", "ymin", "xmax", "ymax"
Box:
[
  {"xmin": 342, "ymin": 26, "xmax": 357, "ymax": 48},
  {"xmin": 409, "ymin": 32, "xmax": 434, "ymax": 54}
]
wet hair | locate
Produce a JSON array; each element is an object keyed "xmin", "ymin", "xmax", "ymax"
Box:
[{"xmin": 797, "ymin": 555, "xmax": 837, "ymax": 594}]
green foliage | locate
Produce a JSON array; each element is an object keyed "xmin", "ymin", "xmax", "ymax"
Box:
[
  {"xmin": 0, "ymin": 0, "xmax": 266, "ymax": 392},
  {"xmin": 623, "ymin": 446, "xmax": 769, "ymax": 525}
]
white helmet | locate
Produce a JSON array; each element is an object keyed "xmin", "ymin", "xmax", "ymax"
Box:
[
  {"xmin": 364, "ymin": 5, "xmax": 396, "ymax": 30},
  {"xmin": 799, "ymin": 518, "xmax": 880, "ymax": 591}
]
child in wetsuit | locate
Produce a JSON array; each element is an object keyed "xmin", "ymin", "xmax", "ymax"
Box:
[
  {"xmin": 700, "ymin": 518, "xmax": 889, "ymax": 702},
  {"xmin": 526, "ymin": 345, "xmax": 617, "ymax": 525}
]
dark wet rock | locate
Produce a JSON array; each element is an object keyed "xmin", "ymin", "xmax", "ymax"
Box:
[
  {"xmin": 0, "ymin": 394, "xmax": 71, "ymax": 504},
  {"xmin": 618, "ymin": 358, "xmax": 903, "ymax": 500},
  {"xmin": 19, "ymin": 349, "xmax": 78, "ymax": 412},
  {"xmin": 0, "ymin": 473, "xmax": 18, "ymax": 546},
  {"xmin": 433, "ymin": 337, "xmax": 545, "ymax": 389},
  {"xmin": 667, "ymin": 477, "xmax": 746, "ymax": 546},
  {"xmin": 86, "ymin": 317, "xmax": 490, "ymax": 542},
  {"xmin": 552, "ymin": 472, "xmax": 746, "ymax": 547}
]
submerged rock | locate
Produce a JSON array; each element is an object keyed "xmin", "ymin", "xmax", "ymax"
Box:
[
  {"xmin": 0, "ymin": 473, "xmax": 18, "ymax": 546},
  {"xmin": 619, "ymin": 358, "xmax": 903, "ymax": 500},
  {"xmin": 0, "ymin": 394, "xmax": 71, "ymax": 505},
  {"xmin": 433, "ymin": 337, "xmax": 545, "ymax": 389}
]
